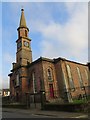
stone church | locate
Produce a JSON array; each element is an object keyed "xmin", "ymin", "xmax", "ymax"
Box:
[{"xmin": 8, "ymin": 9, "xmax": 89, "ymax": 103}]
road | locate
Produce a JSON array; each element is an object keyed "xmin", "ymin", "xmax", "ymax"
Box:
[
  {"xmin": 2, "ymin": 111, "xmax": 51, "ymax": 118},
  {"xmin": 0, "ymin": 107, "xmax": 2, "ymax": 120},
  {"xmin": 2, "ymin": 108, "xmax": 88, "ymax": 119},
  {"xmin": 2, "ymin": 109, "xmax": 52, "ymax": 118}
]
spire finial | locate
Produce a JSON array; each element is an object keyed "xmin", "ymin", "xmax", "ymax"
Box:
[
  {"xmin": 17, "ymin": 8, "xmax": 29, "ymax": 31},
  {"xmin": 21, "ymin": 8, "xmax": 24, "ymax": 11},
  {"xmin": 21, "ymin": 6, "xmax": 24, "ymax": 11},
  {"xmin": 19, "ymin": 8, "xmax": 27, "ymax": 28}
]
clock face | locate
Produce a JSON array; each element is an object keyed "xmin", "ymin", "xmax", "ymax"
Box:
[
  {"xmin": 24, "ymin": 41, "xmax": 29, "ymax": 47},
  {"xmin": 17, "ymin": 41, "xmax": 21, "ymax": 49}
]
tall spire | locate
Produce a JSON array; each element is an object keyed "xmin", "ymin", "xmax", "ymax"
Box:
[{"xmin": 19, "ymin": 8, "xmax": 27, "ymax": 28}]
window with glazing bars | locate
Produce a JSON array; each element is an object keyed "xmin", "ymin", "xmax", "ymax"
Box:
[
  {"xmin": 77, "ymin": 67, "xmax": 84, "ymax": 88},
  {"xmin": 66, "ymin": 64, "xmax": 74, "ymax": 89}
]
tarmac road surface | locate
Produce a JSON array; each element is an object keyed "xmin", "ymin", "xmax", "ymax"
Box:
[{"xmin": 2, "ymin": 108, "xmax": 88, "ymax": 118}]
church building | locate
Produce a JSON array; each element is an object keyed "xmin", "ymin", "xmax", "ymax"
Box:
[{"xmin": 8, "ymin": 9, "xmax": 89, "ymax": 103}]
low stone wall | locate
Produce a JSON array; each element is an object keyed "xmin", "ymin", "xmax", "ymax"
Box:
[
  {"xmin": 2, "ymin": 103, "xmax": 27, "ymax": 109},
  {"xmin": 44, "ymin": 103, "xmax": 88, "ymax": 113},
  {"xmin": 2, "ymin": 96, "xmax": 10, "ymax": 105}
]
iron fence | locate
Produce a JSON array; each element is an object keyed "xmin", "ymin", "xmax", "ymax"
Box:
[{"xmin": 2, "ymin": 86, "xmax": 90, "ymax": 108}]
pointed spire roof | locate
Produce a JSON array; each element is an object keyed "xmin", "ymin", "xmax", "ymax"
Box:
[{"xmin": 19, "ymin": 8, "xmax": 27, "ymax": 28}]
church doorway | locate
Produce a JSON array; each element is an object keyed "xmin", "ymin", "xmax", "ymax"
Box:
[{"xmin": 49, "ymin": 84, "xmax": 54, "ymax": 98}]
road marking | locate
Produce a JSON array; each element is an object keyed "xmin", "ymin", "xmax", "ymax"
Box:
[
  {"xmin": 73, "ymin": 115, "xmax": 88, "ymax": 118},
  {"xmin": 31, "ymin": 114, "xmax": 53, "ymax": 118}
]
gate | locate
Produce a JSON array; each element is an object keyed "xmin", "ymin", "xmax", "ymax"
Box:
[{"xmin": 26, "ymin": 92, "xmax": 41, "ymax": 109}]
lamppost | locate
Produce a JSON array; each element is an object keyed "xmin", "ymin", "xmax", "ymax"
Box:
[
  {"xmin": 40, "ymin": 90, "xmax": 45, "ymax": 110},
  {"xmin": 40, "ymin": 78, "xmax": 46, "ymax": 110}
]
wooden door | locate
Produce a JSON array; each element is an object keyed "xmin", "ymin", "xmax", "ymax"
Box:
[{"xmin": 49, "ymin": 84, "xmax": 54, "ymax": 98}]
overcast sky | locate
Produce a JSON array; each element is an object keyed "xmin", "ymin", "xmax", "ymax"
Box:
[{"xmin": 0, "ymin": 1, "xmax": 88, "ymax": 89}]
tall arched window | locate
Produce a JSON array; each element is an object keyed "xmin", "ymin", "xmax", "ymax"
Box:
[
  {"xmin": 85, "ymin": 69, "xmax": 88, "ymax": 80},
  {"xmin": 16, "ymin": 74, "xmax": 20, "ymax": 86},
  {"xmin": 77, "ymin": 67, "xmax": 84, "ymax": 88},
  {"xmin": 32, "ymin": 72, "xmax": 37, "ymax": 93},
  {"xmin": 47, "ymin": 68, "xmax": 53, "ymax": 81},
  {"xmin": 66, "ymin": 65, "xmax": 74, "ymax": 89}
]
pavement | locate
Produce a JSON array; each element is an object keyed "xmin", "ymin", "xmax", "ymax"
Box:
[{"xmin": 2, "ymin": 108, "xmax": 88, "ymax": 118}]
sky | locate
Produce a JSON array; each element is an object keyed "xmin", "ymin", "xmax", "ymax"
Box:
[
  {"xmin": 0, "ymin": 2, "xmax": 2, "ymax": 89},
  {"xmin": 0, "ymin": 1, "xmax": 88, "ymax": 89}
]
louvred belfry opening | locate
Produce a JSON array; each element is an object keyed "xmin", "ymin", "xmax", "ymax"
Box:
[{"xmin": 17, "ymin": 8, "xmax": 29, "ymax": 38}]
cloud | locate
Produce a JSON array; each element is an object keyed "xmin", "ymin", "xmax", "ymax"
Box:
[
  {"xmin": 0, "ymin": 76, "xmax": 2, "ymax": 89},
  {"xmin": 1, "ymin": 0, "xmax": 89, "ymax": 2},
  {"xmin": 0, "ymin": 3, "xmax": 2, "ymax": 70},
  {"xmin": 2, "ymin": 52, "xmax": 13, "ymax": 89},
  {"xmin": 0, "ymin": 73, "xmax": 9, "ymax": 89},
  {"xmin": 30, "ymin": 2, "xmax": 88, "ymax": 63},
  {"xmin": 2, "ymin": 2, "xmax": 88, "ymax": 89},
  {"xmin": 3, "ymin": 53, "xmax": 15, "ymax": 63},
  {"xmin": 2, "ymin": 76, "xmax": 9, "ymax": 89},
  {"xmin": 0, "ymin": 75, "xmax": 8, "ymax": 89}
]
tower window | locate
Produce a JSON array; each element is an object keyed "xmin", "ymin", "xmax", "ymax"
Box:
[
  {"xmin": 16, "ymin": 74, "xmax": 20, "ymax": 86},
  {"xmin": 18, "ymin": 31, "xmax": 20, "ymax": 38},
  {"xmin": 25, "ymin": 30, "xmax": 27, "ymax": 37},
  {"xmin": 27, "ymin": 79, "xmax": 30, "ymax": 87}
]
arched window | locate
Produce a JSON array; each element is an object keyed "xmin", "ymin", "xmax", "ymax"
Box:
[
  {"xmin": 25, "ymin": 30, "xmax": 27, "ymax": 37},
  {"xmin": 27, "ymin": 79, "xmax": 30, "ymax": 87},
  {"xmin": 77, "ymin": 67, "xmax": 84, "ymax": 88},
  {"xmin": 32, "ymin": 72, "xmax": 37, "ymax": 93},
  {"xmin": 47, "ymin": 68, "xmax": 53, "ymax": 81},
  {"xmin": 16, "ymin": 74, "xmax": 20, "ymax": 86},
  {"xmin": 66, "ymin": 64, "xmax": 74, "ymax": 89},
  {"xmin": 85, "ymin": 69, "xmax": 88, "ymax": 80}
]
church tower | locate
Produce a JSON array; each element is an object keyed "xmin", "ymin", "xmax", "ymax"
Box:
[{"xmin": 16, "ymin": 9, "xmax": 32, "ymax": 66}]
